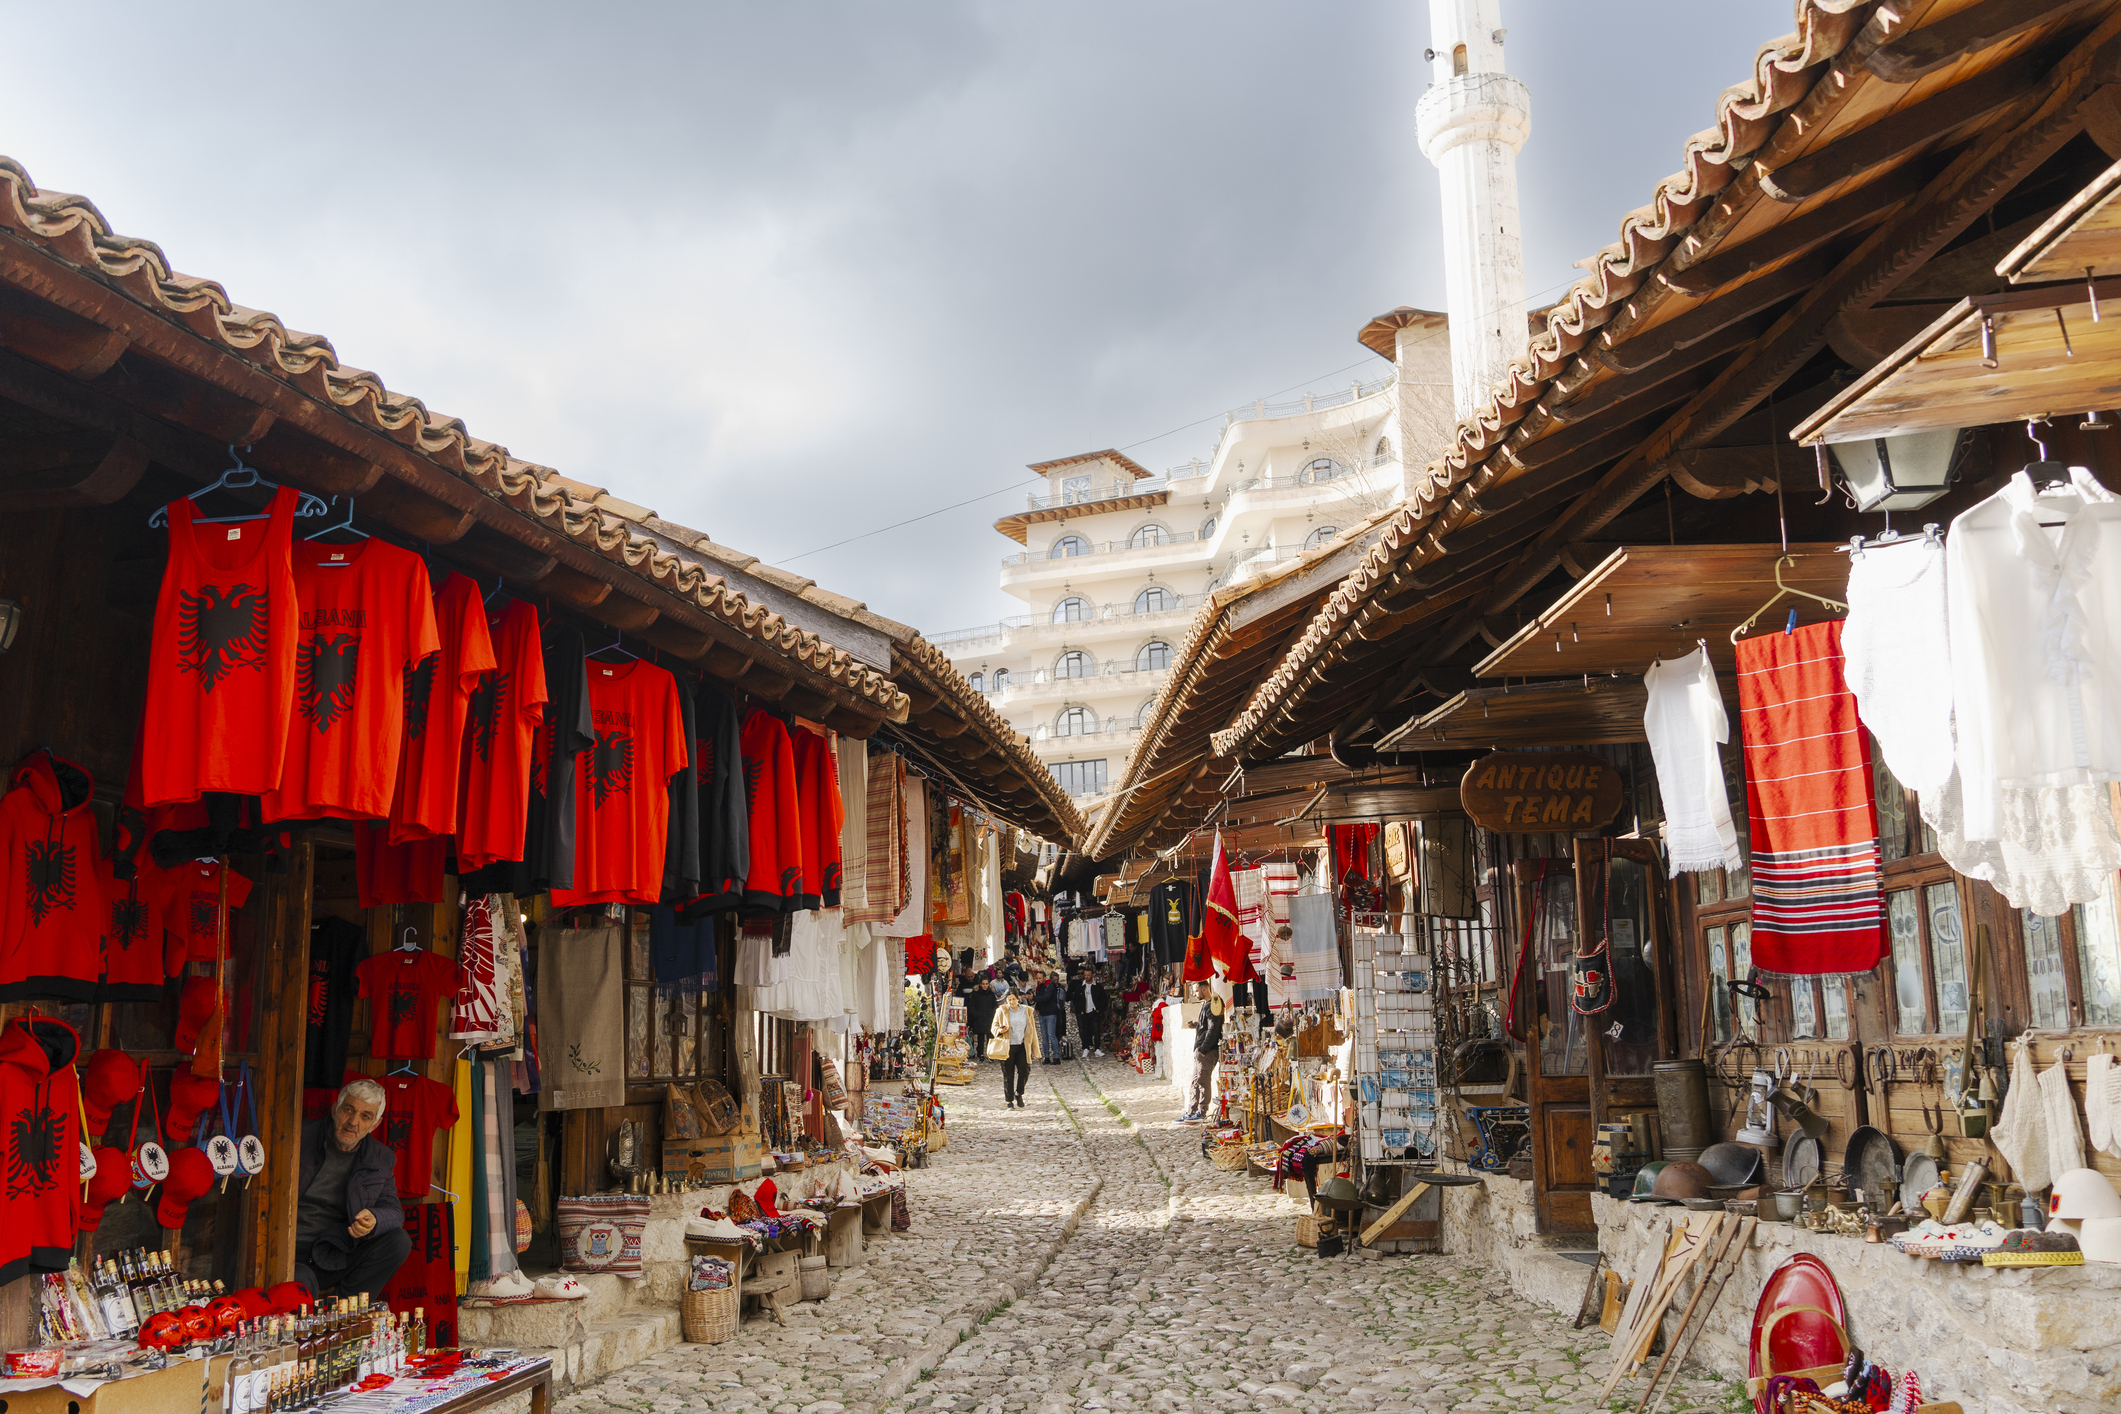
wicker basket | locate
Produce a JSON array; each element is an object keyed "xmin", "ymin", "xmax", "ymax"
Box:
[
  {"xmin": 1209, "ymin": 1143, "xmax": 1250, "ymax": 1172},
  {"xmin": 682, "ymin": 1285, "xmax": 739, "ymax": 1344},
  {"xmin": 1296, "ymin": 1212, "xmax": 1320, "ymax": 1248},
  {"xmin": 799, "ymin": 1255, "xmax": 831, "ymax": 1302}
]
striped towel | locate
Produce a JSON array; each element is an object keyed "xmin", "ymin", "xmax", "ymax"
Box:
[
  {"xmin": 846, "ymin": 754, "xmax": 903, "ymax": 926},
  {"xmin": 1283, "ymin": 894, "xmax": 1344, "ymax": 1003},
  {"xmin": 1736, "ymin": 620, "xmax": 1886, "ymax": 975}
]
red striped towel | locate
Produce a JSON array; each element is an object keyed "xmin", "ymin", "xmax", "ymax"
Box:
[{"xmin": 1736, "ymin": 620, "xmax": 1886, "ymax": 975}]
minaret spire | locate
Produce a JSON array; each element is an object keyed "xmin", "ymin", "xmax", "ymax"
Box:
[{"xmin": 1416, "ymin": 0, "xmax": 1531, "ymax": 419}]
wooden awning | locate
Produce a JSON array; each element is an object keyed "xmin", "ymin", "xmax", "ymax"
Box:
[
  {"xmin": 1791, "ymin": 281, "xmax": 2121, "ymax": 444},
  {"xmin": 2000, "ymin": 156, "xmax": 2121, "ymax": 284},
  {"xmin": 1473, "ymin": 543, "xmax": 1850, "ymax": 680},
  {"xmin": 1382, "ymin": 676, "xmax": 1652, "ymax": 750}
]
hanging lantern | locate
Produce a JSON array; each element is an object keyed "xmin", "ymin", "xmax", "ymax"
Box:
[{"xmin": 1824, "ymin": 427, "xmax": 1967, "ymax": 513}]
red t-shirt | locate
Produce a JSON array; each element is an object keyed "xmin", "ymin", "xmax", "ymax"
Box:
[
  {"xmin": 389, "ymin": 574, "xmax": 496, "ymax": 843},
  {"xmin": 360, "ymin": 1071, "xmax": 459, "ymax": 1199},
  {"xmin": 140, "ymin": 489, "xmax": 301, "ymax": 806},
  {"xmin": 549, "ymin": 661, "xmax": 688, "ymax": 906},
  {"xmin": 354, "ymin": 822, "xmax": 448, "ymax": 909},
  {"xmin": 145, "ymin": 861, "xmax": 253, "ymax": 972},
  {"xmin": 262, "ymin": 538, "xmax": 441, "ymax": 823},
  {"xmin": 455, "ymin": 601, "xmax": 548, "ymax": 871},
  {"xmin": 736, "ymin": 710, "xmax": 804, "ymax": 913},
  {"xmin": 790, "ymin": 729, "xmax": 844, "ymax": 909},
  {"xmin": 355, "ymin": 950, "xmax": 456, "ymax": 1060},
  {"xmin": 95, "ymin": 854, "xmax": 164, "ymax": 1001}
]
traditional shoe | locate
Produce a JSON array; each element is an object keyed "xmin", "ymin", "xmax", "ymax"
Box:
[
  {"xmin": 532, "ymin": 1273, "xmax": 587, "ymax": 1301},
  {"xmin": 465, "ymin": 1270, "xmax": 535, "ymax": 1303}
]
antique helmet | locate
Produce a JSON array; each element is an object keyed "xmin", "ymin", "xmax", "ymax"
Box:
[{"xmin": 1649, "ymin": 1160, "xmax": 1713, "ymax": 1203}]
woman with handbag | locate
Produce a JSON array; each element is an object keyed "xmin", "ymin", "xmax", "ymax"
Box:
[{"xmin": 991, "ymin": 986, "xmax": 1038, "ymax": 1108}]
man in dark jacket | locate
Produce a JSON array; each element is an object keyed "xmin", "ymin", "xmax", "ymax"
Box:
[
  {"xmin": 1031, "ymin": 972, "xmax": 1065, "ymax": 1064},
  {"xmin": 294, "ymin": 1079, "xmax": 409, "ymax": 1302},
  {"xmin": 961, "ymin": 971, "xmax": 999, "ymax": 1066},
  {"xmin": 1182, "ymin": 987, "xmax": 1224, "ymax": 1123}
]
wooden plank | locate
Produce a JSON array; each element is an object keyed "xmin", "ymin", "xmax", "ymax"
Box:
[
  {"xmin": 2001, "ymin": 154, "xmax": 2121, "ymax": 281},
  {"xmin": 1604, "ymin": 1214, "xmax": 1722, "ymax": 1397},
  {"xmin": 1359, "ymin": 1181, "xmax": 1432, "ymax": 1246}
]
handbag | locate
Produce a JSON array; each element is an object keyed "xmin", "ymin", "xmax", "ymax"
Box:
[{"xmin": 986, "ymin": 1006, "xmax": 1012, "ymax": 1060}]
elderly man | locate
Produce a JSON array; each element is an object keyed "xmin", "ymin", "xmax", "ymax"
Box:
[{"xmin": 294, "ymin": 1078, "xmax": 410, "ymax": 1303}]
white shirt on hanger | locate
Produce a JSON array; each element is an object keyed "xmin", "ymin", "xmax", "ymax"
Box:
[
  {"xmin": 1843, "ymin": 535, "xmax": 1954, "ymax": 797},
  {"xmin": 1643, "ymin": 645, "xmax": 1742, "ymax": 876}
]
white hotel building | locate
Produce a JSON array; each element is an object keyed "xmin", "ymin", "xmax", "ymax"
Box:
[{"xmin": 936, "ymin": 310, "xmax": 1456, "ymax": 804}]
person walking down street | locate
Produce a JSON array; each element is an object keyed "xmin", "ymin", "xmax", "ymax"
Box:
[
  {"xmin": 994, "ymin": 986, "xmax": 1038, "ymax": 1108},
  {"xmin": 1069, "ymin": 968, "xmax": 1107, "ymax": 1058},
  {"xmin": 1032, "ymin": 971, "xmax": 1065, "ymax": 1064},
  {"xmin": 964, "ymin": 969, "xmax": 999, "ymax": 1067},
  {"xmin": 1182, "ymin": 987, "xmax": 1224, "ymax": 1123}
]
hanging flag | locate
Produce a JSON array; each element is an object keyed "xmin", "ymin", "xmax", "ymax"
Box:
[{"xmin": 1198, "ymin": 834, "xmax": 1255, "ymax": 983}]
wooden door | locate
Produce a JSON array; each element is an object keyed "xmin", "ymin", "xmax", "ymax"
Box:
[{"xmin": 1524, "ymin": 839, "xmax": 1680, "ymax": 1232}]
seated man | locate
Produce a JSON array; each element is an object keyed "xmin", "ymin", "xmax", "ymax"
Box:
[{"xmin": 294, "ymin": 1078, "xmax": 410, "ymax": 1303}]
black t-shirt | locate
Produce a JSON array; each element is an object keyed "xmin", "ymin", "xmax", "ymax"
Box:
[
  {"xmin": 1148, "ymin": 881, "xmax": 1197, "ymax": 964},
  {"xmin": 303, "ymin": 916, "xmax": 366, "ymax": 1089},
  {"xmin": 660, "ymin": 672, "xmax": 702, "ymax": 903},
  {"xmin": 535, "ymin": 627, "xmax": 595, "ymax": 892}
]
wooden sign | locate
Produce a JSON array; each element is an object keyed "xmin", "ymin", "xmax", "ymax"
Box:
[{"xmin": 1459, "ymin": 751, "xmax": 1625, "ymax": 833}]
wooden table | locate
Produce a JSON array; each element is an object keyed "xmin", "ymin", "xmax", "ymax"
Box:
[{"xmin": 410, "ymin": 1355, "xmax": 556, "ymax": 1412}]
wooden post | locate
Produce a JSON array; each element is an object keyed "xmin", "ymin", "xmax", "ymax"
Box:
[
  {"xmin": 825, "ymin": 1206, "xmax": 863, "ymax": 1268},
  {"xmin": 248, "ymin": 840, "xmax": 315, "ymax": 1286}
]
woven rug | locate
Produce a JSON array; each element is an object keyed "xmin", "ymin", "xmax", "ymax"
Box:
[{"xmin": 1736, "ymin": 620, "xmax": 1885, "ymax": 975}]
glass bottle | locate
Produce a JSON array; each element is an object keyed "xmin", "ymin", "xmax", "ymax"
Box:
[
  {"xmin": 225, "ymin": 1322, "xmax": 251, "ymax": 1414},
  {"xmin": 409, "ymin": 1306, "xmax": 425, "ymax": 1361}
]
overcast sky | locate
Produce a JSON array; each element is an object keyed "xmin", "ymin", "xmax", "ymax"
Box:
[{"xmin": 4, "ymin": 1, "xmax": 1788, "ymax": 633}]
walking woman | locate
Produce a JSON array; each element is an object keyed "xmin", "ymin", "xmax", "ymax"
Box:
[
  {"xmin": 1032, "ymin": 970, "xmax": 1066, "ymax": 1064},
  {"xmin": 993, "ymin": 984, "xmax": 1038, "ymax": 1108}
]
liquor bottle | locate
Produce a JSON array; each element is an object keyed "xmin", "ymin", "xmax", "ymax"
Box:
[
  {"xmin": 121, "ymin": 1251, "xmax": 154, "ymax": 1327},
  {"xmin": 93, "ymin": 1261, "xmax": 129, "ymax": 1338},
  {"xmin": 275, "ymin": 1317, "xmax": 297, "ymax": 1400},
  {"xmin": 409, "ymin": 1306, "xmax": 426, "ymax": 1361},
  {"xmin": 223, "ymin": 1322, "xmax": 249, "ymax": 1414}
]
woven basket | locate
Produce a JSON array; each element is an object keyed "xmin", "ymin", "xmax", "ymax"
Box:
[
  {"xmin": 1296, "ymin": 1213, "xmax": 1320, "ymax": 1248},
  {"xmin": 1210, "ymin": 1144, "xmax": 1250, "ymax": 1172},
  {"xmin": 682, "ymin": 1285, "xmax": 739, "ymax": 1344}
]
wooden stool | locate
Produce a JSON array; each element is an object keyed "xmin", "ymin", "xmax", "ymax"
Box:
[
  {"xmin": 825, "ymin": 1207, "xmax": 864, "ymax": 1268},
  {"xmin": 742, "ymin": 1273, "xmax": 793, "ymax": 1326}
]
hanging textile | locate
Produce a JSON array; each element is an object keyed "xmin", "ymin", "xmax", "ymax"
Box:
[
  {"xmin": 1843, "ymin": 538, "xmax": 1955, "ymax": 797},
  {"xmin": 1283, "ymin": 894, "xmax": 1342, "ymax": 1002},
  {"xmin": 1232, "ymin": 867, "xmax": 1267, "ymax": 974},
  {"xmin": 383, "ymin": 1202, "xmax": 458, "ymax": 1347},
  {"xmin": 875, "ymin": 777, "xmax": 927, "ymax": 938},
  {"xmin": 792, "ymin": 730, "xmax": 844, "ymax": 909},
  {"xmin": 1643, "ymin": 646, "xmax": 1743, "ymax": 876},
  {"xmin": 550, "ymin": 661, "xmax": 689, "ymax": 907},
  {"xmin": 846, "ymin": 752, "xmax": 902, "ymax": 926},
  {"xmin": 660, "ymin": 671, "xmax": 703, "ymax": 904},
  {"xmin": 467, "ymin": 1058, "xmax": 520, "ymax": 1284},
  {"xmin": 746, "ymin": 909, "xmax": 845, "ymax": 1021},
  {"xmin": 534, "ymin": 924, "xmax": 625, "ymax": 1111},
  {"xmin": 450, "ymin": 895, "xmax": 507, "ymax": 1045},
  {"xmin": 1199, "ymin": 835, "xmax": 1253, "ymax": 983},
  {"xmin": 1735, "ymin": 620, "xmax": 1886, "ymax": 976},
  {"xmin": 389, "ymin": 572, "xmax": 496, "ymax": 843},
  {"xmin": 838, "ymin": 737, "xmax": 870, "ymax": 916},
  {"xmin": 456, "ymin": 599, "xmax": 548, "ymax": 875}
]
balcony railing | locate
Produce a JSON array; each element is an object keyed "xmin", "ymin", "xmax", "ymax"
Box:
[
  {"xmin": 1023, "ymin": 476, "xmax": 1169, "ymax": 513},
  {"xmin": 985, "ymin": 663, "xmax": 1172, "ymax": 702},
  {"xmin": 1032, "ymin": 716, "xmax": 1145, "ymax": 744},
  {"xmin": 1224, "ymin": 375, "xmax": 1396, "ymax": 425},
  {"xmin": 1002, "ymin": 531, "xmax": 1201, "ymax": 569},
  {"xmin": 934, "ymin": 593, "xmax": 1209, "ymax": 652}
]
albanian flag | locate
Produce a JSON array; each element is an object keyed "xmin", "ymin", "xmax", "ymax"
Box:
[{"xmin": 1194, "ymin": 834, "xmax": 1255, "ymax": 984}]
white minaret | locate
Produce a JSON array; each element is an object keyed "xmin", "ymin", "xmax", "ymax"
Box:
[{"xmin": 1416, "ymin": 0, "xmax": 1531, "ymax": 419}]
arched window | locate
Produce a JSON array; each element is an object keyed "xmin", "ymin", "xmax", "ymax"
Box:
[
  {"xmin": 1055, "ymin": 705, "xmax": 1096, "ymax": 737},
  {"xmin": 1055, "ymin": 650, "xmax": 1093, "ymax": 679},
  {"xmin": 1129, "ymin": 524, "xmax": 1170, "ymax": 549},
  {"xmin": 1050, "ymin": 535, "xmax": 1089, "ymax": 559},
  {"xmin": 1200, "ymin": 515, "xmax": 1217, "ymax": 541},
  {"xmin": 1136, "ymin": 698, "xmax": 1156, "ymax": 727},
  {"xmin": 1134, "ymin": 586, "xmax": 1177, "ymax": 615},
  {"xmin": 967, "ymin": 672, "xmax": 983, "ymax": 694},
  {"xmin": 1298, "ymin": 458, "xmax": 1346, "ymax": 485},
  {"xmin": 1137, "ymin": 641, "xmax": 1171, "ymax": 672},
  {"xmin": 1373, "ymin": 437, "xmax": 1393, "ymax": 466},
  {"xmin": 1452, "ymin": 42, "xmax": 1468, "ymax": 76},
  {"xmin": 990, "ymin": 668, "xmax": 1010, "ymax": 692},
  {"xmin": 1052, "ymin": 596, "xmax": 1090, "ymax": 624},
  {"xmin": 1303, "ymin": 525, "xmax": 1340, "ymax": 551}
]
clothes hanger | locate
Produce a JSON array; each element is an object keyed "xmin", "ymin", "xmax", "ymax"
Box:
[
  {"xmin": 1728, "ymin": 555, "xmax": 1847, "ymax": 644},
  {"xmin": 483, "ymin": 576, "xmax": 508, "ymax": 606},
  {"xmin": 587, "ymin": 627, "xmax": 638, "ymax": 662},
  {"xmin": 398, "ymin": 926, "xmax": 421, "ymax": 952},
  {"xmin": 388, "ymin": 1059, "xmax": 417, "ymax": 1077},
  {"xmin": 299, "ymin": 494, "xmax": 370, "ymax": 546},
  {"xmin": 149, "ymin": 445, "xmax": 329, "ymax": 527}
]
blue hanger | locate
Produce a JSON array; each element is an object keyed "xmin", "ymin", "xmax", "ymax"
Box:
[
  {"xmin": 149, "ymin": 445, "xmax": 329, "ymax": 527},
  {"xmin": 587, "ymin": 627, "xmax": 638, "ymax": 662},
  {"xmin": 300, "ymin": 494, "xmax": 370, "ymax": 544},
  {"xmin": 484, "ymin": 576, "xmax": 508, "ymax": 606}
]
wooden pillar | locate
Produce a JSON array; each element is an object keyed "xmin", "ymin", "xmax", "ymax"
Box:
[
  {"xmin": 824, "ymin": 1206, "xmax": 863, "ymax": 1268},
  {"xmin": 247, "ymin": 840, "xmax": 316, "ymax": 1286}
]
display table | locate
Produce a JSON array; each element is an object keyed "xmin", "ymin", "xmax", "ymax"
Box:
[{"xmin": 311, "ymin": 1354, "xmax": 554, "ymax": 1412}]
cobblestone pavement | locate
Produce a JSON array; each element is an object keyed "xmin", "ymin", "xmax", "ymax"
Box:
[{"xmin": 556, "ymin": 1054, "xmax": 1744, "ymax": 1414}]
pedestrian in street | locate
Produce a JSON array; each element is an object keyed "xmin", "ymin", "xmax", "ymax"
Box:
[
  {"xmin": 964, "ymin": 968, "xmax": 999, "ymax": 1067},
  {"xmin": 1070, "ymin": 966, "xmax": 1107, "ymax": 1058},
  {"xmin": 994, "ymin": 985, "xmax": 1037, "ymax": 1108},
  {"xmin": 1032, "ymin": 970, "xmax": 1065, "ymax": 1063},
  {"xmin": 1182, "ymin": 985, "xmax": 1224, "ymax": 1122}
]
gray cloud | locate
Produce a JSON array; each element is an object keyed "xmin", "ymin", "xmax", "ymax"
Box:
[{"xmin": 2, "ymin": 0, "xmax": 1787, "ymax": 630}]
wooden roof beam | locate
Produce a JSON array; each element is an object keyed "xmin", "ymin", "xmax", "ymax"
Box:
[
  {"xmin": 1866, "ymin": 0, "xmax": 2100, "ymax": 84},
  {"xmin": 1597, "ymin": 251, "xmax": 1832, "ymax": 374},
  {"xmin": 0, "ymin": 432, "xmax": 148, "ymax": 508},
  {"xmin": 0, "ymin": 282, "xmax": 128, "ymax": 378},
  {"xmin": 95, "ymin": 350, "xmax": 275, "ymax": 447},
  {"xmin": 1760, "ymin": 51, "xmax": 2046, "ymax": 203},
  {"xmin": 1659, "ymin": 164, "xmax": 1929, "ymax": 296}
]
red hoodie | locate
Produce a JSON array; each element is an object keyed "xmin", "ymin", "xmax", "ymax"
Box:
[
  {"xmin": 0, "ymin": 1015, "xmax": 83, "ymax": 1284},
  {"xmin": 0, "ymin": 753, "xmax": 107, "ymax": 1003}
]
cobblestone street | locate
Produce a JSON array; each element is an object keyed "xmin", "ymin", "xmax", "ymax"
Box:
[{"xmin": 556, "ymin": 1057, "xmax": 1741, "ymax": 1414}]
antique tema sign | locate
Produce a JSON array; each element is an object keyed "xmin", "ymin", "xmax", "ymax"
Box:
[{"xmin": 1459, "ymin": 752, "xmax": 1625, "ymax": 832}]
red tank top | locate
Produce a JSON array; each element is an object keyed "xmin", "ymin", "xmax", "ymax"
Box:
[{"xmin": 139, "ymin": 488, "xmax": 300, "ymax": 806}]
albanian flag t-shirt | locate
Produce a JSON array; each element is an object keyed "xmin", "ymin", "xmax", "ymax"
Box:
[
  {"xmin": 455, "ymin": 600, "xmax": 548, "ymax": 872},
  {"xmin": 389, "ymin": 573, "xmax": 496, "ymax": 843},
  {"xmin": 146, "ymin": 860, "xmax": 253, "ymax": 971},
  {"xmin": 94, "ymin": 854, "xmax": 164, "ymax": 1001},
  {"xmin": 549, "ymin": 659, "xmax": 688, "ymax": 907},
  {"xmin": 355, "ymin": 949, "xmax": 456, "ymax": 1060},
  {"xmin": 261, "ymin": 538, "xmax": 441, "ymax": 824}
]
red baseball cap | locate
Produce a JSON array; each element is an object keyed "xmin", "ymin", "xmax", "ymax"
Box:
[
  {"xmin": 166, "ymin": 1070, "xmax": 222, "ymax": 1141},
  {"xmin": 173, "ymin": 978, "xmax": 219, "ymax": 1055},
  {"xmin": 81, "ymin": 1051, "xmax": 142, "ymax": 1135},
  {"xmin": 154, "ymin": 1146, "xmax": 216, "ymax": 1230},
  {"xmin": 77, "ymin": 1146, "xmax": 134, "ymax": 1231}
]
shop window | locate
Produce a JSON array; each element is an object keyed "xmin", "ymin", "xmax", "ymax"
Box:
[
  {"xmin": 990, "ymin": 667, "xmax": 1011, "ymax": 692},
  {"xmin": 967, "ymin": 672, "xmax": 983, "ymax": 694},
  {"xmin": 1790, "ymin": 974, "xmax": 1818, "ymax": 1038},
  {"xmin": 1705, "ymin": 919, "xmax": 1755, "ymax": 1044},
  {"xmin": 2079, "ymin": 876, "xmax": 2121, "ymax": 1025},
  {"xmin": 2024, "ymin": 909, "xmax": 2073, "ymax": 1030},
  {"xmin": 1137, "ymin": 640, "xmax": 1171, "ymax": 672},
  {"xmin": 1821, "ymin": 976, "xmax": 1851, "ymax": 1040},
  {"xmin": 1051, "ymin": 759, "xmax": 1108, "ymax": 795},
  {"xmin": 1887, "ymin": 881, "xmax": 1967, "ymax": 1035},
  {"xmin": 1303, "ymin": 525, "xmax": 1340, "ymax": 551},
  {"xmin": 2014, "ymin": 876, "xmax": 2121, "ymax": 1029},
  {"xmin": 1872, "ymin": 743, "xmax": 1937, "ymax": 863}
]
